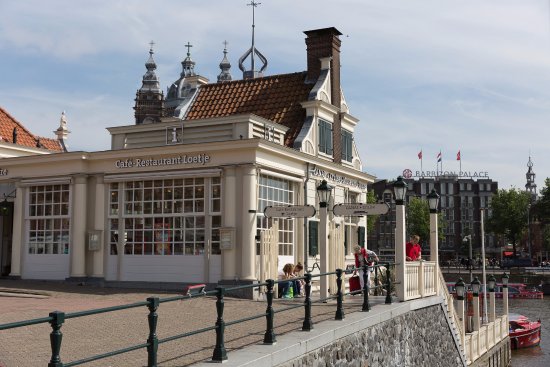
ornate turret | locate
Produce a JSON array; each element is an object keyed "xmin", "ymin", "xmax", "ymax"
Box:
[
  {"xmin": 165, "ymin": 42, "xmax": 209, "ymax": 118},
  {"xmin": 217, "ymin": 41, "xmax": 232, "ymax": 82},
  {"xmin": 525, "ymin": 156, "xmax": 537, "ymax": 201},
  {"xmin": 134, "ymin": 41, "xmax": 164, "ymax": 125},
  {"xmin": 54, "ymin": 111, "xmax": 70, "ymax": 151},
  {"xmin": 238, "ymin": 1, "xmax": 268, "ymax": 79}
]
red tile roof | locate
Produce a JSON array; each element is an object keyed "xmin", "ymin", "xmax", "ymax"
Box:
[
  {"xmin": 0, "ymin": 107, "xmax": 64, "ymax": 152},
  {"xmin": 185, "ymin": 72, "xmax": 313, "ymax": 146}
]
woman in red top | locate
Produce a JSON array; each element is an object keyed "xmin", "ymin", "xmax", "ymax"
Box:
[
  {"xmin": 406, "ymin": 235, "xmax": 421, "ymax": 261},
  {"xmin": 353, "ymin": 245, "xmax": 379, "ymax": 289}
]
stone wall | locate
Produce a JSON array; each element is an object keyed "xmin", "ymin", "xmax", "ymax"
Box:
[{"xmin": 277, "ymin": 305, "xmax": 463, "ymax": 367}]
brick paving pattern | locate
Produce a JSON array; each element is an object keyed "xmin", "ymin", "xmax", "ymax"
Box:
[{"xmin": 0, "ymin": 280, "xmax": 374, "ymax": 366}]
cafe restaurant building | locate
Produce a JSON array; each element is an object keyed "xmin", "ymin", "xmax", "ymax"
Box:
[{"xmin": 0, "ymin": 27, "xmax": 374, "ymax": 287}]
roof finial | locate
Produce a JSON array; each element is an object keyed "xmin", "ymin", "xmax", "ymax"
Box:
[
  {"xmin": 217, "ymin": 40, "xmax": 232, "ymax": 82},
  {"xmin": 181, "ymin": 41, "xmax": 196, "ymax": 77},
  {"xmin": 140, "ymin": 41, "xmax": 161, "ymax": 92},
  {"xmin": 238, "ymin": 1, "xmax": 268, "ymax": 79}
]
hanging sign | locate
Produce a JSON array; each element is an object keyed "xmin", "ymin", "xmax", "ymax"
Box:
[
  {"xmin": 333, "ymin": 203, "xmax": 390, "ymax": 217},
  {"xmin": 264, "ymin": 205, "xmax": 316, "ymax": 218}
]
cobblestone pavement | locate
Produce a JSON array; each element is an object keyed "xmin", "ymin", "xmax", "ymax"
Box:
[{"xmin": 0, "ymin": 280, "xmax": 377, "ymax": 367}]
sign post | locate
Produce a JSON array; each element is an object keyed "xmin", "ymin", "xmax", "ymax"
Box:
[
  {"xmin": 264, "ymin": 205, "xmax": 316, "ymax": 218},
  {"xmin": 332, "ymin": 203, "xmax": 389, "ymax": 217}
]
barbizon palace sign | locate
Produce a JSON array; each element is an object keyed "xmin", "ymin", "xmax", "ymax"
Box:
[
  {"xmin": 115, "ymin": 154, "xmax": 211, "ymax": 168},
  {"xmin": 402, "ymin": 169, "xmax": 489, "ymax": 179}
]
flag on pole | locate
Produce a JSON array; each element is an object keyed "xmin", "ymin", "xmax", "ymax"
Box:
[
  {"xmin": 418, "ymin": 150, "xmax": 422, "ymax": 159},
  {"xmin": 437, "ymin": 151, "xmax": 442, "ymax": 162},
  {"xmin": 456, "ymin": 150, "xmax": 461, "ymax": 161}
]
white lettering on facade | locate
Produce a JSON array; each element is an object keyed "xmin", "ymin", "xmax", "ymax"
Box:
[
  {"xmin": 115, "ymin": 154, "xmax": 211, "ymax": 169},
  {"xmin": 411, "ymin": 170, "xmax": 489, "ymax": 178},
  {"xmin": 309, "ymin": 167, "xmax": 367, "ymax": 190}
]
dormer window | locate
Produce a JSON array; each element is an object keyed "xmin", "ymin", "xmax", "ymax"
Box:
[
  {"xmin": 318, "ymin": 119, "xmax": 333, "ymax": 155},
  {"xmin": 341, "ymin": 129, "xmax": 353, "ymax": 162}
]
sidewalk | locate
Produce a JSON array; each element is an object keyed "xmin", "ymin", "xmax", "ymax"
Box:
[{"xmin": 0, "ymin": 280, "xmax": 378, "ymax": 366}]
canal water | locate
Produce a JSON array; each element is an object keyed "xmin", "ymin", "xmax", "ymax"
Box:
[{"xmin": 508, "ymin": 297, "xmax": 550, "ymax": 366}]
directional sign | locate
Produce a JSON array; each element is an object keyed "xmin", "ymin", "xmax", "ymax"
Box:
[
  {"xmin": 333, "ymin": 203, "xmax": 390, "ymax": 217},
  {"xmin": 264, "ymin": 205, "xmax": 316, "ymax": 218}
]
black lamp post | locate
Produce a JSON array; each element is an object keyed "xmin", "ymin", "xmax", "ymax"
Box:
[
  {"xmin": 502, "ymin": 273, "xmax": 509, "ymax": 288},
  {"xmin": 316, "ymin": 180, "xmax": 332, "ymax": 208},
  {"xmin": 488, "ymin": 274, "xmax": 496, "ymax": 293},
  {"xmin": 455, "ymin": 278, "xmax": 466, "ymax": 301},
  {"xmin": 471, "ymin": 277, "xmax": 481, "ymax": 297},
  {"xmin": 427, "ymin": 189, "xmax": 440, "ymax": 213},
  {"xmin": 316, "ymin": 179, "xmax": 332, "ymax": 300},
  {"xmin": 393, "ymin": 176, "xmax": 407, "ymax": 205}
]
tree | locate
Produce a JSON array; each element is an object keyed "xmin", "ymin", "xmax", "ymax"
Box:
[
  {"xmin": 533, "ymin": 178, "xmax": 550, "ymax": 222},
  {"xmin": 406, "ymin": 197, "xmax": 446, "ymax": 246},
  {"xmin": 487, "ymin": 188, "xmax": 531, "ymax": 255},
  {"xmin": 366, "ymin": 190, "xmax": 378, "ymax": 234}
]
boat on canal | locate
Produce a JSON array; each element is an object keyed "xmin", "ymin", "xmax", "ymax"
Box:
[{"xmin": 509, "ymin": 314, "xmax": 542, "ymax": 349}]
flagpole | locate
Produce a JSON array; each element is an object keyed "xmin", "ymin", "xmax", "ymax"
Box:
[{"xmin": 421, "ymin": 149, "xmax": 423, "ymax": 173}]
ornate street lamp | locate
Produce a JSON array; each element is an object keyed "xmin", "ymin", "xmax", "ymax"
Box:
[
  {"xmin": 427, "ymin": 188, "xmax": 440, "ymax": 264},
  {"xmin": 488, "ymin": 274, "xmax": 496, "ymax": 292},
  {"xmin": 316, "ymin": 179, "xmax": 332, "ymax": 300},
  {"xmin": 316, "ymin": 180, "xmax": 332, "ymax": 208},
  {"xmin": 455, "ymin": 277, "xmax": 466, "ymax": 340},
  {"xmin": 502, "ymin": 273, "xmax": 509, "ymax": 316},
  {"xmin": 502, "ymin": 273, "xmax": 509, "ymax": 288},
  {"xmin": 427, "ymin": 188, "xmax": 440, "ymax": 213},
  {"xmin": 393, "ymin": 176, "xmax": 407, "ymax": 205},
  {"xmin": 394, "ymin": 176, "xmax": 407, "ymax": 300},
  {"xmin": 471, "ymin": 277, "xmax": 481, "ymax": 297},
  {"xmin": 471, "ymin": 276, "xmax": 481, "ymax": 331},
  {"xmin": 455, "ymin": 278, "xmax": 466, "ymax": 300}
]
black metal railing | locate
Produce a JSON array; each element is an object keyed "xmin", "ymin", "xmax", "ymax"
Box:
[{"xmin": 0, "ymin": 263, "xmax": 395, "ymax": 366}]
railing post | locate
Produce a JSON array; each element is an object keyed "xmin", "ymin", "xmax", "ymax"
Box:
[
  {"xmin": 362, "ymin": 263, "xmax": 370, "ymax": 312},
  {"xmin": 302, "ymin": 272, "xmax": 313, "ymax": 331},
  {"xmin": 335, "ymin": 269, "xmax": 345, "ymax": 320},
  {"xmin": 212, "ymin": 286, "xmax": 228, "ymax": 362},
  {"xmin": 385, "ymin": 263, "xmax": 392, "ymax": 304},
  {"xmin": 263, "ymin": 279, "xmax": 276, "ymax": 344},
  {"xmin": 48, "ymin": 311, "xmax": 65, "ymax": 367},
  {"xmin": 146, "ymin": 297, "xmax": 160, "ymax": 367},
  {"xmin": 374, "ymin": 266, "xmax": 379, "ymax": 296},
  {"xmin": 419, "ymin": 260, "xmax": 425, "ymax": 298}
]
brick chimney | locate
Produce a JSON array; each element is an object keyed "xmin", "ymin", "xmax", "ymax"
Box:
[{"xmin": 304, "ymin": 27, "xmax": 343, "ymax": 163}]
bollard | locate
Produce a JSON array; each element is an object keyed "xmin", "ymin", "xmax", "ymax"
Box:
[
  {"xmin": 263, "ymin": 279, "xmax": 276, "ymax": 344},
  {"xmin": 212, "ymin": 286, "xmax": 228, "ymax": 362},
  {"xmin": 335, "ymin": 269, "xmax": 345, "ymax": 320},
  {"xmin": 146, "ymin": 297, "xmax": 160, "ymax": 367},
  {"xmin": 48, "ymin": 311, "xmax": 65, "ymax": 367},
  {"xmin": 362, "ymin": 263, "xmax": 370, "ymax": 312},
  {"xmin": 302, "ymin": 273, "xmax": 313, "ymax": 331},
  {"xmin": 385, "ymin": 263, "xmax": 392, "ymax": 304}
]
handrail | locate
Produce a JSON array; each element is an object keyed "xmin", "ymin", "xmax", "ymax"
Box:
[{"xmin": 0, "ymin": 263, "xmax": 395, "ymax": 366}]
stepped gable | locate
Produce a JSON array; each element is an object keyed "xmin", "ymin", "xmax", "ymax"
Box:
[
  {"xmin": 185, "ymin": 71, "xmax": 312, "ymax": 146},
  {"xmin": 0, "ymin": 107, "xmax": 63, "ymax": 152}
]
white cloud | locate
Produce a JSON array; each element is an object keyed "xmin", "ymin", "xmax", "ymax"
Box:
[{"xmin": 1, "ymin": 0, "xmax": 550, "ymax": 190}]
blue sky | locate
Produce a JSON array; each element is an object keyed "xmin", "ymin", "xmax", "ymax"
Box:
[{"xmin": 1, "ymin": 0, "xmax": 550, "ymax": 190}]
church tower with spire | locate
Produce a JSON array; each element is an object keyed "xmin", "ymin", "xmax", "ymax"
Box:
[
  {"xmin": 134, "ymin": 42, "xmax": 164, "ymax": 125},
  {"xmin": 217, "ymin": 41, "xmax": 232, "ymax": 82},
  {"xmin": 525, "ymin": 156, "xmax": 537, "ymax": 202},
  {"xmin": 165, "ymin": 42, "xmax": 209, "ymax": 118}
]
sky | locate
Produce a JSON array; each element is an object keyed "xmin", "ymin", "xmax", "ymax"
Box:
[{"xmin": 1, "ymin": 0, "xmax": 550, "ymax": 190}]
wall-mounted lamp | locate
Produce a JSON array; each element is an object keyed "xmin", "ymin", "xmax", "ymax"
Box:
[{"xmin": 0, "ymin": 189, "xmax": 16, "ymax": 216}]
